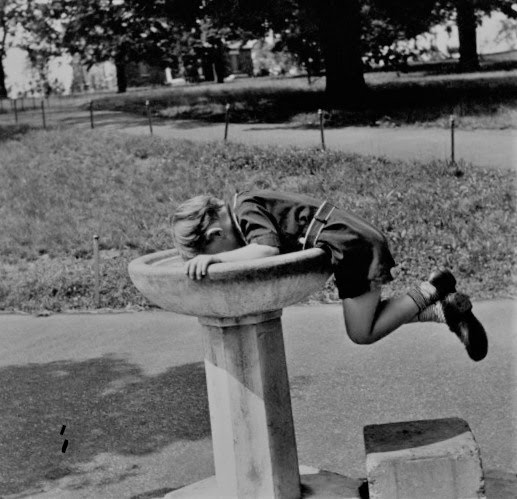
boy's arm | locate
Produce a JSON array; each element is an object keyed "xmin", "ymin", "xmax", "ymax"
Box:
[
  {"xmin": 185, "ymin": 244, "xmax": 279, "ymax": 280},
  {"xmin": 217, "ymin": 243, "xmax": 279, "ymax": 262}
]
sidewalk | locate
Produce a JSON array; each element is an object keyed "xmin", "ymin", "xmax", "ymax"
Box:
[
  {"xmin": 1, "ymin": 106, "xmax": 515, "ymax": 171},
  {"xmin": 0, "ymin": 300, "xmax": 515, "ymax": 498}
]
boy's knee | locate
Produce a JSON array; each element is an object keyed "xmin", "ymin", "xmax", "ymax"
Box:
[{"xmin": 346, "ymin": 327, "xmax": 375, "ymax": 345}]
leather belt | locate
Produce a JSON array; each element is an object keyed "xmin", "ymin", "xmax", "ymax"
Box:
[{"xmin": 299, "ymin": 200, "xmax": 336, "ymax": 249}]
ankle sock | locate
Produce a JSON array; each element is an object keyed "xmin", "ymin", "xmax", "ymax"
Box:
[
  {"xmin": 407, "ymin": 281, "xmax": 441, "ymax": 312},
  {"xmin": 418, "ymin": 302, "xmax": 446, "ymax": 323}
]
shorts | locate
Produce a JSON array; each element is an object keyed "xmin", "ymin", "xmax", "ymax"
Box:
[{"xmin": 314, "ymin": 209, "xmax": 396, "ymax": 299}]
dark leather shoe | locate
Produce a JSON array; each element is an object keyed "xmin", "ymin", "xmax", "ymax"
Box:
[
  {"xmin": 442, "ymin": 292, "xmax": 488, "ymax": 361},
  {"xmin": 429, "ymin": 269, "xmax": 457, "ymax": 299}
]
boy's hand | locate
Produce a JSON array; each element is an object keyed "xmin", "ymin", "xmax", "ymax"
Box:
[{"xmin": 185, "ymin": 254, "xmax": 222, "ymax": 280}]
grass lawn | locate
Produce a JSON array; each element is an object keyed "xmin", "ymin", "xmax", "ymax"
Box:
[
  {"xmin": 91, "ymin": 69, "xmax": 517, "ymax": 130},
  {"xmin": 0, "ymin": 125, "xmax": 515, "ymax": 312}
]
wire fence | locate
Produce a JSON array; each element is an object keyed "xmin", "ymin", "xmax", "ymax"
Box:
[
  {"xmin": 0, "ymin": 84, "xmax": 163, "ymax": 113},
  {"xmin": 0, "ymin": 95, "xmax": 461, "ymax": 166}
]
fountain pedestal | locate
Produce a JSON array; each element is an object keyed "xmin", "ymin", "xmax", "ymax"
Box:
[
  {"xmin": 129, "ymin": 248, "xmax": 362, "ymax": 498},
  {"xmin": 200, "ymin": 311, "xmax": 299, "ymax": 498}
]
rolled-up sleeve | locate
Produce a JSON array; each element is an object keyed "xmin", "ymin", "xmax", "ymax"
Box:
[{"xmin": 235, "ymin": 200, "xmax": 282, "ymax": 248}]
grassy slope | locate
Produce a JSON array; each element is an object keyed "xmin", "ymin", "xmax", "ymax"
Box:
[
  {"xmin": 0, "ymin": 126, "xmax": 515, "ymax": 312},
  {"xmin": 91, "ymin": 71, "xmax": 517, "ymax": 129}
]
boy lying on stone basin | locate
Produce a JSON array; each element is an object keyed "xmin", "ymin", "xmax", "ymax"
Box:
[{"xmin": 171, "ymin": 190, "xmax": 488, "ymax": 361}]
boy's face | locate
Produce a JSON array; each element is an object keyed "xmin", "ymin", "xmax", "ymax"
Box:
[{"xmin": 203, "ymin": 208, "xmax": 242, "ymax": 255}]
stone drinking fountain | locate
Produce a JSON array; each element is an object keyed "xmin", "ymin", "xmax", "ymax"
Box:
[
  {"xmin": 129, "ymin": 247, "xmax": 365, "ymax": 498},
  {"xmin": 129, "ymin": 248, "xmax": 486, "ymax": 499}
]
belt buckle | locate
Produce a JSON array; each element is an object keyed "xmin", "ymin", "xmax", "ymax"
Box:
[{"xmin": 301, "ymin": 201, "xmax": 334, "ymax": 250}]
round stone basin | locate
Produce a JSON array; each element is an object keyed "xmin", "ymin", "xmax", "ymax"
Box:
[{"xmin": 128, "ymin": 248, "xmax": 332, "ymax": 318}]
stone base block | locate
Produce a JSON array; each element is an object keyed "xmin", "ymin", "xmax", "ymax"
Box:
[
  {"xmin": 364, "ymin": 418, "xmax": 486, "ymax": 499},
  {"xmin": 164, "ymin": 465, "xmax": 364, "ymax": 498}
]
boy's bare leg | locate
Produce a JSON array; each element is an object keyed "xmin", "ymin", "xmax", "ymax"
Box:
[
  {"xmin": 340, "ymin": 270, "xmax": 488, "ymax": 360},
  {"xmin": 340, "ymin": 269, "xmax": 458, "ymax": 345},
  {"xmin": 342, "ymin": 288, "xmax": 420, "ymax": 345}
]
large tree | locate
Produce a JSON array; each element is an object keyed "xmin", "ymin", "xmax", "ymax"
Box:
[
  {"xmin": 0, "ymin": 0, "xmax": 61, "ymax": 98},
  {"xmin": 0, "ymin": 1, "xmax": 10, "ymax": 97},
  {"xmin": 200, "ymin": 0, "xmax": 368, "ymax": 105},
  {"xmin": 17, "ymin": 0, "xmax": 63, "ymax": 90},
  {"xmin": 131, "ymin": 0, "xmax": 202, "ymax": 77},
  {"xmin": 192, "ymin": 0, "xmax": 287, "ymax": 82},
  {"xmin": 452, "ymin": 0, "xmax": 516, "ymax": 70},
  {"xmin": 0, "ymin": 0, "xmax": 23, "ymax": 98},
  {"xmin": 55, "ymin": 0, "xmax": 182, "ymax": 93},
  {"xmin": 371, "ymin": 0, "xmax": 517, "ymax": 71},
  {"xmin": 53, "ymin": 0, "xmax": 369, "ymax": 104},
  {"xmin": 309, "ymin": 0, "xmax": 367, "ymax": 106},
  {"xmin": 456, "ymin": 0, "xmax": 479, "ymax": 69},
  {"xmin": 158, "ymin": 0, "xmax": 368, "ymax": 104}
]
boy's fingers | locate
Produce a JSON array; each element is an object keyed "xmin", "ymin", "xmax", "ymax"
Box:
[
  {"xmin": 187, "ymin": 260, "xmax": 197, "ymax": 279},
  {"xmin": 190, "ymin": 259, "xmax": 200, "ymax": 279},
  {"xmin": 196, "ymin": 260, "xmax": 205, "ymax": 279},
  {"xmin": 185, "ymin": 257, "xmax": 212, "ymax": 280}
]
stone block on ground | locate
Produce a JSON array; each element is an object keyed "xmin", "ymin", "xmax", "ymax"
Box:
[{"xmin": 364, "ymin": 417, "xmax": 485, "ymax": 499}]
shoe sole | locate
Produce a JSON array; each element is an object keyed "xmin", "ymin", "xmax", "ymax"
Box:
[
  {"xmin": 443, "ymin": 293, "xmax": 488, "ymax": 362},
  {"xmin": 459, "ymin": 311, "xmax": 489, "ymax": 362}
]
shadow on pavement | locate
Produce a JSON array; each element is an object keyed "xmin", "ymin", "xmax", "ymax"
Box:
[{"xmin": 0, "ymin": 357, "xmax": 210, "ymax": 496}]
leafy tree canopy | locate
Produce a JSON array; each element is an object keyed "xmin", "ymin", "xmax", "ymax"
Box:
[{"xmin": 0, "ymin": 0, "xmax": 63, "ymax": 97}]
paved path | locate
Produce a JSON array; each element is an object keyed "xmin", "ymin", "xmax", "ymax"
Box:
[
  {"xmin": 0, "ymin": 300, "xmax": 515, "ymax": 498},
  {"xmin": 1, "ymin": 106, "xmax": 515, "ymax": 171},
  {"xmin": 130, "ymin": 121, "xmax": 516, "ymax": 172}
]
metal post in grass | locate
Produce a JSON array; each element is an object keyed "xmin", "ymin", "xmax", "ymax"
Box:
[
  {"xmin": 224, "ymin": 103, "xmax": 230, "ymax": 142},
  {"xmin": 89, "ymin": 100, "xmax": 94, "ymax": 129},
  {"xmin": 450, "ymin": 114, "xmax": 455, "ymax": 165},
  {"xmin": 93, "ymin": 235, "xmax": 100, "ymax": 308},
  {"xmin": 13, "ymin": 99, "xmax": 18, "ymax": 124},
  {"xmin": 146, "ymin": 100, "xmax": 153, "ymax": 135},
  {"xmin": 318, "ymin": 109, "xmax": 326, "ymax": 150},
  {"xmin": 41, "ymin": 100, "xmax": 46, "ymax": 129}
]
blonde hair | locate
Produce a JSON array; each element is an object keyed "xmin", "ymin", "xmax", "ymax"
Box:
[{"xmin": 172, "ymin": 195, "xmax": 225, "ymax": 260}]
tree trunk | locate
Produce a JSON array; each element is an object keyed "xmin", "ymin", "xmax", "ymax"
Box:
[
  {"xmin": 115, "ymin": 53, "xmax": 128, "ymax": 93},
  {"xmin": 456, "ymin": 0, "xmax": 479, "ymax": 71},
  {"xmin": 316, "ymin": 0, "xmax": 367, "ymax": 107},
  {"xmin": 0, "ymin": 55, "xmax": 7, "ymax": 99},
  {"xmin": 213, "ymin": 42, "xmax": 227, "ymax": 84}
]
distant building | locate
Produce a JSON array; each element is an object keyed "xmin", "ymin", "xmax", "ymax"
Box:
[
  {"xmin": 225, "ymin": 40, "xmax": 254, "ymax": 76},
  {"xmin": 224, "ymin": 36, "xmax": 300, "ymax": 78}
]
